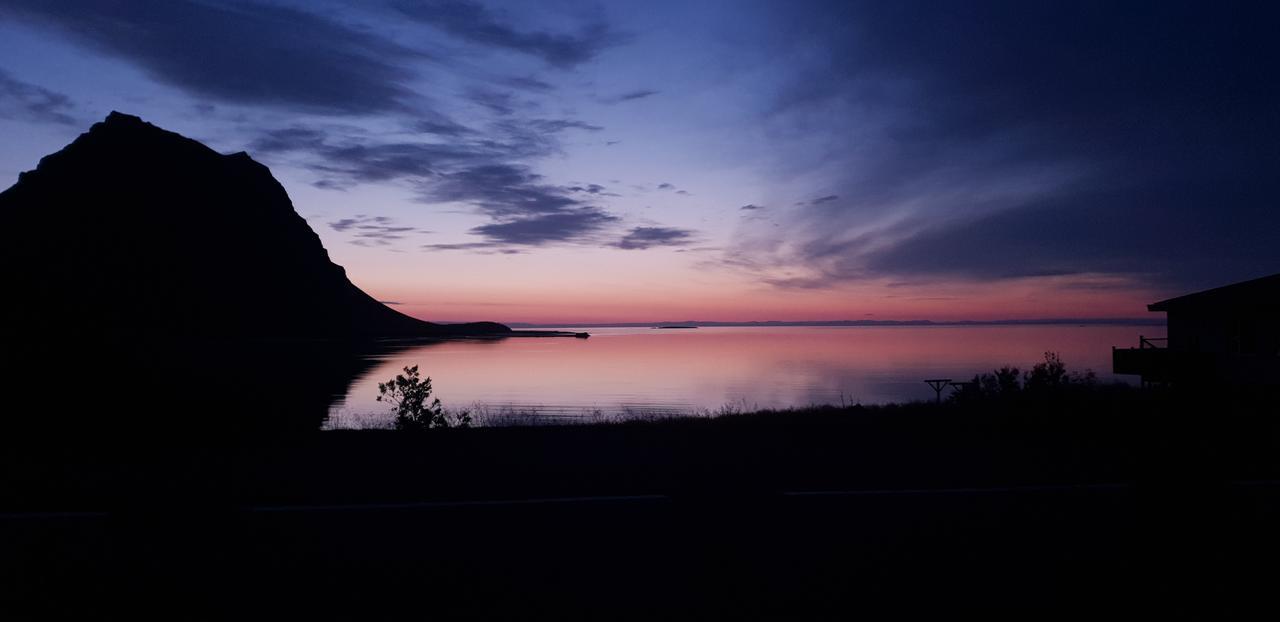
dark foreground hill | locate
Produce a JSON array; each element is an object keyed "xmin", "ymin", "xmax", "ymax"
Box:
[
  {"xmin": 0, "ymin": 113, "xmax": 509, "ymax": 437},
  {"xmin": 0, "ymin": 111, "xmax": 507, "ymax": 341},
  {"xmin": 4, "ymin": 393, "xmax": 1279, "ymax": 616}
]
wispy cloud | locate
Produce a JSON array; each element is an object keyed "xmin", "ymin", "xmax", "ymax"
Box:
[
  {"xmin": 256, "ymin": 123, "xmax": 640, "ymax": 248},
  {"xmin": 601, "ymin": 89, "xmax": 658, "ymax": 104},
  {"xmin": 502, "ymin": 76, "xmax": 554, "ymax": 92},
  {"xmin": 412, "ymin": 116, "xmax": 476, "ymax": 138},
  {"xmin": 0, "ymin": 69, "xmax": 77, "ymax": 125},
  {"xmin": 328, "ymin": 215, "xmax": 420, "ymax": 247},
  {"xmin": 422, "ymin": 241, "xmax": 518, "ymax": 254},
  {"xmin": 465, "ymin": 87, "xmax": 520, "ymax": 116},
  {"xmin": 522, "ymin": 119, "xmax": 603, "ymax": 133},
  {"xmin": 392, "ymin": 0, "xmax": 623, "ymax": 68},
  {"xmin": 471, "ymin": 209, "xmax": 619, "ymax": 246},
  {"xmin": 567, "ymin": 183, "xmax": 618, "ymax": 197},
  {"xmin": 613, "ymin": 226, "xmax": 695, "ymax": 250},
  {"xmin": 249, "ymin": 111, "xmax": 668, "ymax": 248}
]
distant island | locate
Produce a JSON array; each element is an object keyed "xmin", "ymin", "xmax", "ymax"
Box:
[{"xmin": 509, "ymin": 318, "xmax": 1167, "ymax": 329}]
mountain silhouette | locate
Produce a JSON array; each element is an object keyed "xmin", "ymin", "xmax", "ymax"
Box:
[
  {"xmin": 0, "ymin": 111, "xmax": 509, "ymax": 342},
  {"xmin": 0, "ymin": 112, "xmax": 512, "ymax": 439}
]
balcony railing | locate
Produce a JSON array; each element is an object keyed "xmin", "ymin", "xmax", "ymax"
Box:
[
  {"xmin": 1113, "ymin": 335, "xmax": 1171, "ymax": 379},
  {"xmin": 1138, "ymin": 336, "xmax": 1167, "ymax": 349}
]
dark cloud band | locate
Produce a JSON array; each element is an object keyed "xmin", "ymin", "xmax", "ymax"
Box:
[{"xmin": 1, "ymin": 0, "xmax": 428, "ymax": 115}]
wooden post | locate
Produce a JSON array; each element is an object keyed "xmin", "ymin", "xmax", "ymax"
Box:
[{"xmin": 924, "ymin": 379, "xmax": 952, "ymax": 404}]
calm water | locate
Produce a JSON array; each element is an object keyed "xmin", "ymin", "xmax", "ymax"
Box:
[{"xmin": 325, "ymin": 325, "xmax": 1158, "ymax": 428}]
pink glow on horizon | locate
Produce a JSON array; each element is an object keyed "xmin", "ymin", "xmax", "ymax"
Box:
[{"xmin": 361, "ymin": 273, "xmax": 1167, "ymax": 325}]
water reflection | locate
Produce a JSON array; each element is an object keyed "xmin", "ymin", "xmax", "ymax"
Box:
[{"xmin": 329, "ymin": 325, "xmax": 1152, "ymax": 428}]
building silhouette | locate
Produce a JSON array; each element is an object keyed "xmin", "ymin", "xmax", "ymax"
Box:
[{"xmin": 1113, "ymin": 273, "xmax": 1280, "ymax": 385}]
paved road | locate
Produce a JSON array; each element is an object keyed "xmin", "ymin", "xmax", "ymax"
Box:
[{"xmin": 4, "ymin": 481, "xmax": 1278, "ymax": 617}]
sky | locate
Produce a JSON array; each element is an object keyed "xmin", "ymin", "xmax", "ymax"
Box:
[{"xmin": 1, "ymin": 0, "xmax": 1277, "ymax": 324}]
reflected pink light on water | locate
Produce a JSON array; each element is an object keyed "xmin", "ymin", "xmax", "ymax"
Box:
[{"xmin": 328, "ymin": 325, "xmax": 1157, "ymax": 427}]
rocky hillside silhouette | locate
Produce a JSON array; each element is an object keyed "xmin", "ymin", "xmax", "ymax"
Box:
[{"xmin": 0, "ymin": 112, "xmax": 509, "ymax": 343}]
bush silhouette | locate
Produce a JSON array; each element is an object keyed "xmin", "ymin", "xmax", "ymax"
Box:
[
  {"xmin": 377, "ymin": 365, "xmax": 471, "ymax": 430},
  {"xmin": 960, "ymin": 352, "xmax": 1098, "ymax": 402},
  {"xmin": 976, "ymin": 365, "xmax": 1022, "ymax": 397},
  {"xmin": 1024, "ymin": 351, "xmax": 1068, "ymax": 391}
]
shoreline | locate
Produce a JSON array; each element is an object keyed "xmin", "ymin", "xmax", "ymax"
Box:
[{"xmin": 9, "ymin": 387, "xmax": 1277, "ymax": 510}]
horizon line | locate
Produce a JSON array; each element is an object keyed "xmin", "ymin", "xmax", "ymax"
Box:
[{"xmin": 437, "ymin": 317, "xmax": 1169, "ymax": 328}]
